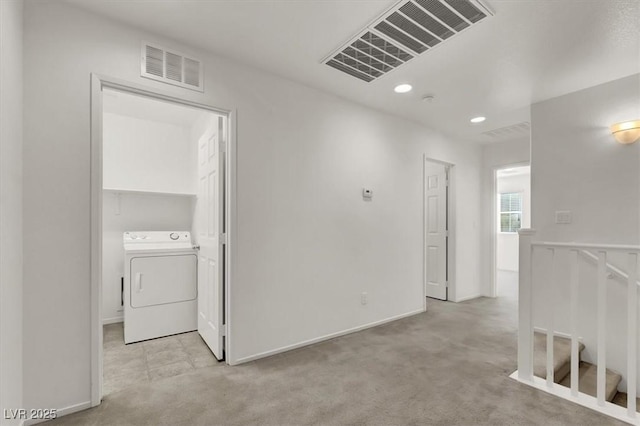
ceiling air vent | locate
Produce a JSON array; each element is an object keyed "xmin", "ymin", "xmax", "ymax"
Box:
[
  {"xmin": 141, "ymin": 42, "xmax": 204, "ymax": 92},
  {"xmin": 323, "ymin": 0, "xmax": 493, "ymax": 82},
  {"xmin": 482, "ymin": 122, "xmax": 531, "ymax": 140}
]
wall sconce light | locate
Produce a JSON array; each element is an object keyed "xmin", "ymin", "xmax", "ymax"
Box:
[{"xmin": 610, "ymin": 120, "xmax": 640, "ymax": 144}]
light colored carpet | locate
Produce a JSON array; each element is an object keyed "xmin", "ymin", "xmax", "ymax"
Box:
[{"xmin": 47, "ymin": 297, "xmax": 623, "ymax": 425}]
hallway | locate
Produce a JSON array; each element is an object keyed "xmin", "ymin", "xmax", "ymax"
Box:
[{"xmin": 49, "ymin": 297, "xmax": 621, "ymax": 425}]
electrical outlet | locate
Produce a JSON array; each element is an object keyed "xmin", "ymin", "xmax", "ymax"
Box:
[{"xmin": 361, "ymin": 292, "xmax": 368, "ymax": 305}]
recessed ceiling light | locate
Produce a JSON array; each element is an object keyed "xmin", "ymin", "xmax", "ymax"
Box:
[
  {"xmin": 394, "ymin": 84, "xmax": 412, "ymax": 93},
  {"xmin": 470, "ymin": 116, "xmax": 486, "ymax": 124}
]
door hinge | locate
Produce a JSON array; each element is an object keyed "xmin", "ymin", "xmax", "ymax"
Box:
[
  {"xmin": 220, "ymin": 139, "xmax": 226, "ymax": 153},
  {"xmin": 444, "ymin": 230, "xmax": 449, "ymax": 237},
  {"xmin": 221, "ymin": 324, "xmax": 227, "ymax": 336},
  {"xmin": 220, "ymin": 233, "xmax": 227, "ymax": 244}
]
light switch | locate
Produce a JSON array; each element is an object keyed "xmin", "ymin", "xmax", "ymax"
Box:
[{"xmin": 555, "ymin": 210, "xmax": 572, "ymax": 224}]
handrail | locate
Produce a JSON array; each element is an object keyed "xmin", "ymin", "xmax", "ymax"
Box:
[
  {"xmin": 531, "ymin": 241, "xmax": 640, "ymax": 252},
  {"xmin": 578, "ymin": 250, "xmax": 640, "ymax": 287}
]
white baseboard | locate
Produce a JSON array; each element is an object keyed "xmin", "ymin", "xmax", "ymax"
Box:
[
  {"xmin": 230, "ymin": 308, "xmax": 425, "ymax": 365},
  {"xmin": 102, "ymin": 316, "xmax": 123, "ymax": 325},
  {"xmin": 453, "ymin": 293, "xmax": 482, "ymax": 303},
  {"xmin": 22, "ymin": 401, "xmax": 91, "ymax": 426}
]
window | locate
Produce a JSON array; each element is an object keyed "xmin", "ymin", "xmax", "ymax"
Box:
[{"xmin": 500, "ymin": 192, "xmax": 522, "ymax": 233}]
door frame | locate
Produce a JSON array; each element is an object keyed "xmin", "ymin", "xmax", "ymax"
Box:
[
  {"xmin": 423, "ymin": 156, "xmax": 455, "ymax": 307},
  {"xmin": 489, "ymin": 161, "xmax": 530, "ymax": 298},
  {"xmin": 89, "ymin": 74, "xmax": 236, "ymax": 406}
]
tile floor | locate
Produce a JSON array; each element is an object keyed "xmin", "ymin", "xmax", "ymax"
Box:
[{"xmin": 103, "ymin": 323, "xmax": 218, "ymax": 395}]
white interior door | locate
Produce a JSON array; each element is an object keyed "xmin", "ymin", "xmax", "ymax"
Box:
[
  {"xmin": 425, "ymin": 160, "xmax": 448, "ymax": 301},
  {"xmin": 196, "ymin": 115, "xmax": 226, "ymax": 360}
]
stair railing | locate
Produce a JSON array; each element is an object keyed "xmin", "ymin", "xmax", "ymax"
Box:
[
  {"xmin": 515, "ymin": 228, "xmax": 640, "ymax": 424},
  {"xmin": 578, "ymin": 249, "xmax": 640, "ymax": 287}
]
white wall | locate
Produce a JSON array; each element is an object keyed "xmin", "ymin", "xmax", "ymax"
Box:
[
  {"xmin": 496, "ymin": 172, "xmax": 530, "ymax": 271},
  {"xmin": 102, "ymin": 193, "xmax": 194, "ymax": 323},
  {"xmin": 483, "ymin": 137, "xmax": 531, "ymax": 171},
  {"xmin": 103, "ymin": 113, "xmax": 196, "ymax": 194},
  {"xmin": 532, "ymin": 74, "xmax": 640, "ymax": 245},
  {"xmin": 481, "ymin": 137, "xmax": 530, "ymax": 296},
  {"xmin": 449, "ymin": 161, "xmax": 484, "ymax": 302},
  {"xmin": 0, "ymin": 1, "xmax": 23, "ymax": 423},
  {"xmin": 530, "ymin": 73, "xmax": 640, "ymax": 392},
  {"xmin": 22, "ymin": 0, "xmax": 483, "ymax": 412}
]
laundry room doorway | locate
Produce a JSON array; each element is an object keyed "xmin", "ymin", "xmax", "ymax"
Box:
[{"xmin": 90, "ymin": 75, "xmax": 233, "ymax": 405}]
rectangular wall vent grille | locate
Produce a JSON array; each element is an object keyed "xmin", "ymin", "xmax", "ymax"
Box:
[
  {"xmin": 482, "ymin": 122, "xmax": 531, "ymax": 140},
  {"xmin": 141, "ymin": 42, "xmax": 204, "ymax": 92},
  {"xmin": 323, "ymin": 0, "xmax": 493, "ymax": 82}
]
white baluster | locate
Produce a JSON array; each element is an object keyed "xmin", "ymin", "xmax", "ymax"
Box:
[
  {"xmin": 547, "ymin": 248, "xmax": 556, "ymax": 388},
  {"xmin": 570, "ymin": 249, "xmax": 579, "ymax": 397},
  {"xmin": 518, "ymin": 229, "xmax": 536, "ymax": 381},
  {"xmin": 628, "ymin": 252, "xmax": 638, "ymax": 417},
  {"xmin": 597, "ymin": 251, "xmax": 607, "ymax": 406}
]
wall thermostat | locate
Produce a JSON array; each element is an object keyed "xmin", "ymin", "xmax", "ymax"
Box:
[{"xmin": 362, "ymin": 188, "xmax": 373, "ymax": 200}]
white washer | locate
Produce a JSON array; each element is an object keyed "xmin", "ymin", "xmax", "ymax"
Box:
[{"xmin": 123, "ymin": 231, "xmax": 197, "ymax": 344}]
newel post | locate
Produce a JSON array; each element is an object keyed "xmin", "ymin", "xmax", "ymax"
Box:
[{"xmin": 517, "ymin": 228, "xmax": 536, "ymax": 381}]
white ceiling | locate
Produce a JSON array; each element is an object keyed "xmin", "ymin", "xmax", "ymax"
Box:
[{"xmin": 66, "ymin": 0, "xmax": 640, "ymax": 143}]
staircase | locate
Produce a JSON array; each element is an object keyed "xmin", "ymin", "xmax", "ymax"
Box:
[
  {"xmin": 512, "ymin": 231, "xmax": 640, "ymax": 424},
  {"xmin": 534, "ymin": 331, "xmax": 638, "ymax": 409}
]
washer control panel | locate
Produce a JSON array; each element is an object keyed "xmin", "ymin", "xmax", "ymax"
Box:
[{"xmin": 124, "ymin": 231, "xmax": 192, "ymax": 243}]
